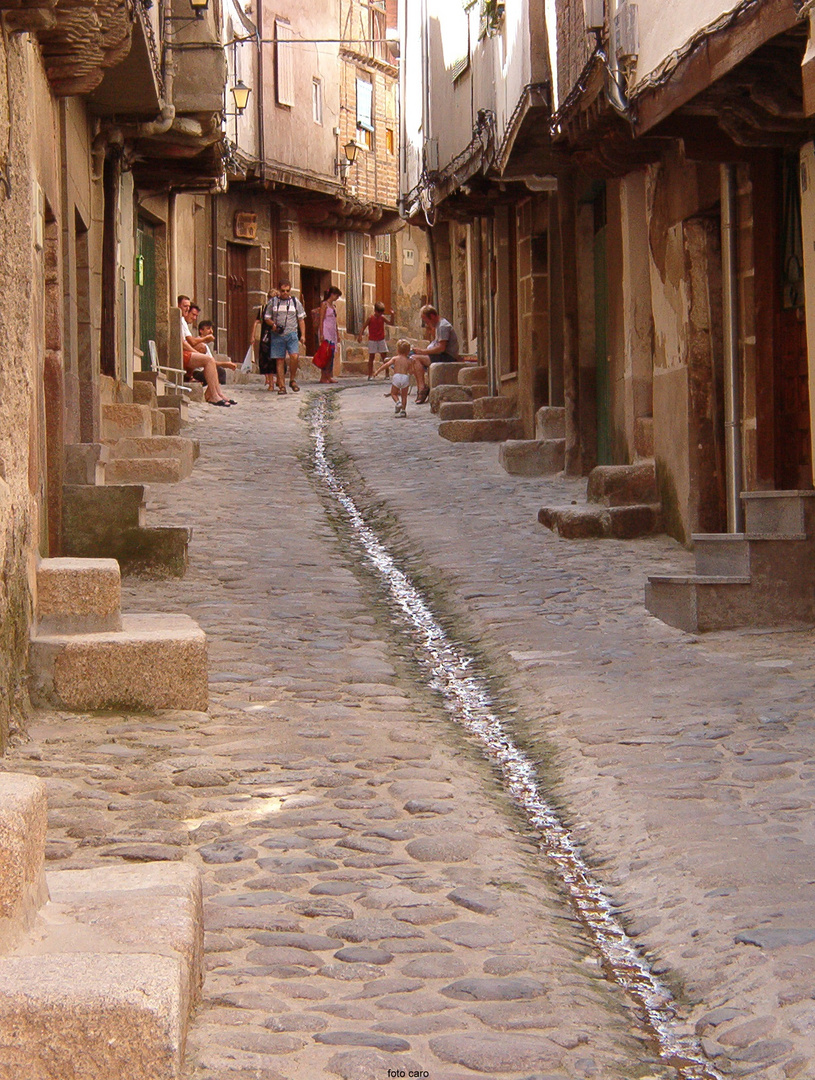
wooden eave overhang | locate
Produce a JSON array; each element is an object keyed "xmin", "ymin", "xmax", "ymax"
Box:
[{"xmin": 631, "ymin": 0, "xmax": 801, "ymax": 137}]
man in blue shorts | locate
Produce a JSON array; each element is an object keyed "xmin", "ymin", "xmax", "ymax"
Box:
[{"xmin": 264, "ymin": 280, "xmax": 306, "ymax": 394}]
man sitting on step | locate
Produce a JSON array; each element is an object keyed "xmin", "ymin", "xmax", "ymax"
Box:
[
  {"xmin": 177, "ymin": 295, "xmax": 234, "ymax": 408},
  {"xmin": 410, "ymin": 304, "xmax": 460, "ymax": 405}
]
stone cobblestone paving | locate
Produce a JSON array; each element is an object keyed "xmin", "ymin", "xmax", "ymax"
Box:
[{"xmin": 5, "ymin": 380, "xmax": 815, "ymax": 1079}]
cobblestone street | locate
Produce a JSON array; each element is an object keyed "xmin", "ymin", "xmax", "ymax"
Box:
[{"xmin": 6, "ymin": 381, "xmax": 815, "ymax": 1080}]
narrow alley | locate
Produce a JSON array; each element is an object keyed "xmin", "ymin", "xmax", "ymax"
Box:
[{"xmin": 6, "ymin": 382, "xmax": 815, "ymax": 1080}]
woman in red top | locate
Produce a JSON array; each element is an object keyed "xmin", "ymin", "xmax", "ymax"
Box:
[{"xmin": 358, "ymin": 301, "xmax": 393, "ymax": 379}]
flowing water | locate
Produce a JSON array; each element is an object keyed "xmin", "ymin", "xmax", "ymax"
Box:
[{"xmin": 308, "ymin": 392, "xmax": 723, "ymax": 1080}]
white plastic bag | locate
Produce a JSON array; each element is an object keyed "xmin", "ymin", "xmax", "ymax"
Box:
[{"xmin": 241, "ymin": 344, "xmax": 254, "ymax": 373}]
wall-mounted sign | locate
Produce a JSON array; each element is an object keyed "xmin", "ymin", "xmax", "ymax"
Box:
[
  {"xmin": 403, "ymin": 248, "xmax": 415, "ymax": 266},
  {"xmin": 234, "ymin": 212, "xmax": 257, "ymax": 240},
  {"xmin": 135, "ymin": 254, "xmax": 145, "ymax": 286}
]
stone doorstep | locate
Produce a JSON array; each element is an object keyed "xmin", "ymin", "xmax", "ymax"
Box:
[
  {"xmin": 645, "ymin": 576, "xmax": 754, "ymax": 633},
  {"xmin": 458, "ymin": 365, "xmax": 488, "ymax": 386},
  {"xmin": 538, "ymin": 503, "xmax": 662, "ymax": 539},
  {"xmin": 159, "ymin": 408, "xmax": 181, "ymax": 437},
  {"xmin": 105, "ymin": 435, "xmax": 200, "ymax": 466},
  {"xmin": 104, "ymin": 457, "xmax": 185, "ymax": 485},
  {"xmin": 113, "ymin": 526, "xmax": 190, "ymax": 580},
  {"xmin": 0, "ymin": 954, "xmax": 187, "ymax": 1080},
  {"xmin": 439, "ymin": 401, "xmax": 474, "ymax": 421},
  {"xmin": 29, "ymin": 613, "xmax": 207, "ymax": 712},
  {"xmin": 428, "ymin": 362, "xmax": 471, "ymax": 389},
  {"xmin": 468, "ymin": 383, "xmax": 490, "ymax": 400},
  {"xmin": 40, "ymin": 862, "xmax": 203, "ymax": 1015},
  {"xmin": 473, "ymin": 396, "xmax": 516, "ymax": 420},
  {"xmin": 535, "ymin": 406, "xmax": 566, "ymax": 441},
  {"xmin": 438, "ymin": 418, "xmax": 525, "ymax": 443},
  {"xmin": 132, "ymin": 381, "xmax": 158, "ymax": 408},
  {"xmin": 586, "ymin": 463, "xmax": 658, "ymax": 507},
  {"xmin": 35, "ymin": 558, "xmax": 122, "ymax": 635},
  {"xmin": 63, "ymin": 444, "xmax": 109, "ymax": 487},
  {"xmin": 62, "ymin": 485, "xmax": 147, "ymax": 544},
  {"xmin": 498, "ymin": 439, "xmax": 564, "ymax": 477},
  {"xmin": 0, "ymin": 775, "xmax": 48, "ymax": 954},
  {"xmin": 101, "ymin": 403, "xmax": 153, "ymax": 441},
  {"xmin": 151, "ymin": 410, "xmax": 166, "ymax": 436},
  {"xmin": 742, "ymin": 489, "xmax": 815, "ymax": 537},
  {"xmin": 429, "ymin": 385, "xmax": 472, "ymax": 414}
]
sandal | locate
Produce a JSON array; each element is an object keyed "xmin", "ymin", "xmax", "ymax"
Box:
[
  {"xmin": 209, "ymin": 399, "xmax": 229, "ymax": 407},
  {"xmin": 416, "ymin": 389, "xmax": 430, "ymax": 404},
  {"xmin": 289, "ymin": 380, "xmax": 300, "ymax": 392},
  {"xmin": 278, "ymin": 388, "xmax": 287, "ymax": 395}
]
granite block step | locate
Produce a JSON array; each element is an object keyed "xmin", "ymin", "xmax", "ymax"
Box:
[
  {"xmin": 101, "ymin": 403, "xmax": 153, "ymax": 441},
  {"xmin": 429, "ymin": 385, "xmax": 472, "ymax": 414},
  {"xmin": 64, "ymin": 444, "xmax": 108, "ymax": 486},
  {"xmin": 438, "ymin": 418, "xmax": 524, "ymax": 443},
  {"xmin": 587, "ymin": 462, "xmax": 658, "ymax": 507},
  {"xmin": 439, "ymin": 401, "xmax": 474, "ymax": 421},
  {"xmin": 35, "ymin": 558, "xmax": 122, "ymax": 634},
  {"xmin": 473, "ymin": 396, "xmax": 515, "ymax": 419},
  {"xmin": 29, "ymin": 613, "xmax": 207, "ymax": 711},
  {"xmin": 429, "ymin": 362, "xmax": 471, "ymax": 389},
  {"xmin": 459, "ymin": 365, "xmax": 488, "ymax": 386},
  {"xmin": 0, "ymin": 774, "xmax": 48, "ymax": 952},
  {"xmin": 538, "ymin": 503, "xmax": 662, "ymax": 539},
  {"xmin": 742, "ymin": 490, "xmax": 815, "ymax": 537},
  {"xmin": 535, "ymin": 406, "xmax": 565, "ymax": 441},
  {"xmin": 104, "ymin": 457, "xmax": 185, "ymax": 485},
  {"xmin": 499, "ymin": 439, "xmax": 564, "ymax": 476}
]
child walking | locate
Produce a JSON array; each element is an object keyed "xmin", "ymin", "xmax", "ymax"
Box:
[
  {"xmin": 373, "ymin": 339, "xmax": 413, "ymax": 418},
  {"xmin": 357, "ymin": 301, "xmax": 393, "ymax": 379}
]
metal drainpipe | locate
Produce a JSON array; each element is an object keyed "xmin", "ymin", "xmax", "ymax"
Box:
[
  {"xmin": 720, "ymin": 162, "xmax": 744, "ymax": 533},
  {"xmin": 211, "ymin": 196, "xmax": 219, "ymax": 351},
  {"xmin": 168, "ymin": 189, "xmax": 178, "ymax": 304}
]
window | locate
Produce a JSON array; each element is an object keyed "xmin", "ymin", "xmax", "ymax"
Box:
[
  {"xmin": 312, "ymin": 78, "xmax": 323, "ymax": 125},
  {"xmin": 356, "ymin": 75, "xmax": 374, "ymax": 133},
  {"xmin": 385, "ymin": 128, "xmax": 394, "ymax": 155},
  {"xmin": 275, "ymin": 19, "xmax": 294, "ymax": 107}
]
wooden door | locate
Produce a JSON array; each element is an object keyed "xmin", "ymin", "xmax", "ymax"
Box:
[
  {"xmin": 775, "ymin": 309, "xmax": 811, "ymax": 489},
  {"xmin": 137, "ymin": 218, "xmax": 156, "ymax": 371},
  {"xmin": 375, "ymin": 259, "xmax": 392, "ymax": 314},
  {"xmin": 226, "ymin": 242, "xmax": 249, "ymax": 363}
]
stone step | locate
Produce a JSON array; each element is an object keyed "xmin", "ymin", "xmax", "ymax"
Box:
[
  {"xmin": 742, "ymin": 490, "xmax": 815, "ymax": 537},
  {"xmin": 104, "ymin": 457, "xmax": 185, "ymax": 485},
  {"xmin": 438, "ymin": 418, "xmax": 525, "ymax": 443},
  {"xmin": 106, "ymin": 436, "xmax": 199, "ymax": 472},
  {"xmin": 429, "ymin": 385, "xmax": 472, "ymax": 414},
  {"xmin": 35, "ymin": 558, "xmax": 122, "ymax": 634},
  {"xmin": 535, "ymin": 406, "xmax": 565, "ymax": 441},
  {"xmin": 692, "ymin": 533, "xmax": 751, "ymax": 577},
  {"xmin": 62, "ymin": 485, "xmax": 189, "ymax": 578},
  {"xmin": 587, "ymin": 462, "xmax": 658, "ymax": 507},
  {"xmin": 429, "ymin": 362, "xmax": 471, "ymax": 389},
  {"xmin": 151, "ymin": 409, "xmax": 166, "ymax": 435},
  {"xmin": 439, "ymin": 401, "xmax": 474, "ymax": 421},
  {"xmin": 645, "ymin": 576, "xmax": 753, "ymax": 633},
  {"xmin": 538, "ymin": 503, "xmax": 662, "ymax": 539},
  {"xmin": 468, "ymin": 383, "xmax": 490, "ymax": 400},
  {"xmin": 159, "ymin": 408, "xmax": 182, "ymax": 436},
  {"xmin": 64, "ymin": 444, "xmax": 109, "ymax": 487},
  {"xmin": 634, "ymin": 416, "xmax": 654, "ymax": 459},
  {"xmin": 499, "ymin": 439, "xmax": 564, "ymax": 476},
  {"xmin": 0, "ymin": 862, "xmax": 203, "ymax": 1080},
  {"xmin": 29, "ymin": 612, "xmax": 208, "ymax": 711},
  {"xmin": 156, "ymin": 394, "xmax": 190, "ymax": 426},
  {"xmin": 132, "ymin": 381, "xmax": 158, "ymax": 408},
  {"xmin": 133, "ymin": 371, "xmax": 168, "ymax": 397},
  {"xmin": 0, "ymin": 774, "xmax": 48, "ymax": 952},
  {"xmin": 473, "ymin": 396, "xmax": 515, "ymax": 419},
  {"xmin": 459, "ymin": 365, "xmax": 488, "ymax": 386},
  {"xmin": 101, "ymin": 403, "xmax": 153, "ymax": 441}
]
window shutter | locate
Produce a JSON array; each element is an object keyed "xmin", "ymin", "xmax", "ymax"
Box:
[
  {"xmin": 276, "ymin": 19, "xmax": 294, "ymax": 107},
  {"xmin": 356, "ymin": 77, "xmax": 373, "ymax": 132}
]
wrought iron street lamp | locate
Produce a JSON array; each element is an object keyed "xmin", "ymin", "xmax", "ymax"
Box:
[{"xmin": 231, "ymin": 79, "xmax": 251, "ymax": 115}]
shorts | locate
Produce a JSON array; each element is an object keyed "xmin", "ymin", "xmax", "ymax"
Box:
[
  {"xmin": 368, "ymin": 339, "xmax": 388, "ymax": 354},
  {"xmin": 391, "ymin": 373, "xmax": 410, "ymax": 390},
  {"xmin": 268, "ymin": 330, "xmax": 300, "ymax": 359}
]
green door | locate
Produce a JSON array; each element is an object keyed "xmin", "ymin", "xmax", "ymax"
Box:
[
  {"xmin": 137, "ymin": 218, "xmax": 156, "ymax": 371},
  {"xmin": 594, "ymin": 190, "xmax": 611, "ymax": 464}
]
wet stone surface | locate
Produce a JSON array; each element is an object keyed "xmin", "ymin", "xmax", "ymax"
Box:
[{"xmin": 8, "ymin": 383, "xmax": 815, "ymax": 1078}]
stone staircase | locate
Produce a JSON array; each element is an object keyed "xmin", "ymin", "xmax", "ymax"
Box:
[
  {"xmin": 101, "ymin": 385, "xmax": 199, "ymax": 486},
  {"xmin": 0, "ymin": 770, "xmax": 202, "ymax": 1079},
  {"xmin": 61, "ymin": 475, "xmax": 190, "ymax": 578},
  {"xmin": 437, "ymin": 365, "xmax": 525, "ymax": 443},
  {"xmin": 645, "ymin": 490, "xmax": 815, "ymax": 631},
  {"xmin": 538, "ymin": 462, "xmax": 662, "ymax": 539},
  {"xmin": 499, "ymin": 406, "xmax": 566, "ymax": 476},
  {"xmin": 29, "ymin": 557, "xmax": 207, "ymax": 711}
]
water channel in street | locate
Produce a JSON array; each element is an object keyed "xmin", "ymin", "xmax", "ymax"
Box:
[{"xmin": 308, "ymin": 390, "xmax": 723, "ymax": 1080}]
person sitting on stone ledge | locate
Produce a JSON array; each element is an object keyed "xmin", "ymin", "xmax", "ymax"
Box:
[
  {"xmin": 178, "ymin": 295, "xmax": 234, "ymax": 407},
  {"xmin": 410, "ymin": 304, "xmax": 460, "ymax": 405}
]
